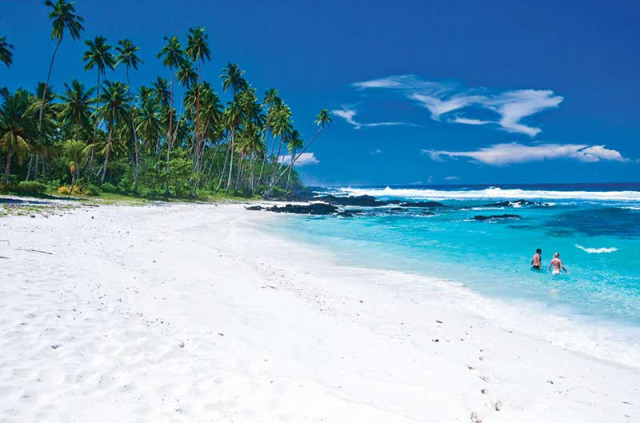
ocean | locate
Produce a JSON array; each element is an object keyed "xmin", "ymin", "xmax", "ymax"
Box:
[{"xmin": 268, "ymin": 183, "xmax": 640, "ymax": 365}]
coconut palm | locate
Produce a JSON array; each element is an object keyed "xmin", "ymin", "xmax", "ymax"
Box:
[
  {"xmin": 62, "ymin": 139, "xmax": 91, "ymax": 190},
  {"xmin": 83, "ymin": 36, "xmax": 115, "ymax": 102},
  {"xmin": 186, "ymin": 26, "xmax": 211, "ymax": 165},
  {"xmin": 157, "ymin": 36, "xmax": 184, "ymax": 194},
  {"xmin": 0, "ymin": 89, "xmax": 36, "ymax": 187},
  {"xmin": 135, "ymin": 94, "xmax": 161, "ymax": 155},
  {"xmin": 94, "ymin": 81, "xmax": 129, "ymax": 182},
  {"xmin": 284, "ymin": 129, "xmax": 304, "ymax": 189},
  {"xmin": 57, "ymin": 79, "xmax": 95, "ymax": 136},
  {"xmin": 266, "ymin": 109, "xmax": 331, "ymax": 196},
  {"xmin": 115, "ymin": 39, "xmax": 143, "ymax": 183},
  {"xmin": 115, "ymin": 39, "xmax": 143, "ymax": 83},
  {"xmin": 157, "ymin": 36, "xmax": 183, "ymax": 150},
  {"xmin": 221, "ymin": 63, "xmax": 248, "ymax": 97},
  {"xmin": 0, "ymin": 36, "xmax": 14, "ymax": 67},
  {"xmin": 39, "ymin": 0, "xmax": 84, "ymax": 126},
  {"xmin": 151, "ymin": 77, "xmax": 170, "ymax": 108}
]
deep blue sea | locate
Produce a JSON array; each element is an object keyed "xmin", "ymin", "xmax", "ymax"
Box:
[{"xmin": 272, "ymin": 183, "xmax": 640, "ymax": 331}]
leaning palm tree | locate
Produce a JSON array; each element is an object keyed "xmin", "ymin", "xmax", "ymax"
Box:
[
  {"xmin": 0, "ymin": 36, "xmax": 14, "ymax": 67},
  {"xmin": 39, "ymin": 0, "xmax": 84, "ymax": 126},
  {"xmin": 94, "ymin": 81, "xmax": 129, "ymax": 183},
  {"xmin": 115, "ymin": 39, "xmax": 143, "ymax": 184},
  {"xmin": 0, "ymin": 89, "xmax": 36, "ymax": 188},
  {"xmin": 265, "ymin": 109, "xmax": 331, "ymax": 196},
  {"xmin": 284, "ymin": 129, "xmax": 304, "ymax": 190}
]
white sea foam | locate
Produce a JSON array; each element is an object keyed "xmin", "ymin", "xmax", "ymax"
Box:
[
  {"xmin": 337, "ymin": 186, "xmax": 640, "ymax": 202},
  {"xmin": 575, "ymin": 244, "xmax": 619, "ymax": 254}
]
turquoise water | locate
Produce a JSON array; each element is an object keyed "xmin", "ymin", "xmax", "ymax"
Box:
[{"xmin": 272, "ymin": 185, "xmax": 640, "ymax": 327}]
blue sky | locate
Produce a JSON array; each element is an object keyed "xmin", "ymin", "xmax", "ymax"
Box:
[{"xmin": 1, "ymin": 0, "xmax": 639, "ymax": 186}]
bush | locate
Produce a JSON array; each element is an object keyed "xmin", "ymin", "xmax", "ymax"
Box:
[
  {"xmin": 101, "ymin": 182, "xmax": 118, "ymax": 193},
  {"xmin": 56, "ymin": 184, "xmax": 100, "ymax": 196},
  {"xmin": 15, "ymin": 181, "xmax": 48, "ymax": 194}
]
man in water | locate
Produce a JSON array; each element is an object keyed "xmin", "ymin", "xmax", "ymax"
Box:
[
  {"xmin": 548, "ymin": 252, "xmax": 569, "ymax": 275},
  {"xmin": 531, "ymin": 248, "xmax": 542, "ymax": 270}
]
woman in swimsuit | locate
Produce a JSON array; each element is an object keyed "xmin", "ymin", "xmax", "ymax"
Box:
[{"xmin": 548, "ymin": 252, "xmax": 569, "ymax": 275}]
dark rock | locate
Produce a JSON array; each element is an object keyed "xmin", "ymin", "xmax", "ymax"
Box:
[
  {"xmin": 481, "ymin": 199, "xmax": 539, "ymax": 208},
  {"xmin": 245, "ymin": 205, "xmax": 264, "ymax": 211},
  {"xmin": 400, "ymin": 201, "xmax": 447, "ymax": 208},
  {"xmin": 267, "ymin": 203, "xmax": 339, "ymax": 215},
  {"xmin": 473, "ymin": 214, "xmax": 521, "ymax": 221},
  {"xmin": 422, "ymin": 211, "xmax": 436, "ymax": 216},
  {"xmin": 315, "ymin": 194, "xmax": 387, "ymax": 207}
]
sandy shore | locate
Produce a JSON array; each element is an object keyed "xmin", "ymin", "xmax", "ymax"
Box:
[{"xmin": 1, "ymin": 202, "xmax": 638, "ymax": 422}]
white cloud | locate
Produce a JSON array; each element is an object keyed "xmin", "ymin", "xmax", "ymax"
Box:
[
  {"xmin": 488, "ymin": 90, "xmax": 563, "ymax": 136},
  {"xmin": 424, "ymin": 143, "xmax": 629, "ymax": 166},
  {"xmin": 279, "ymin": 152, "xmax": 319, "ymax": 167},
  {"xmin": 331, "ymin": 107, "xmax": 418, "ymax": 129},
  {"xmin": 449, "ymin": 117, "xmax": 492, "ymax": 125},
  {"xmin": 351, "ymin": 75, "xmax": 563, "ymax": 136}
]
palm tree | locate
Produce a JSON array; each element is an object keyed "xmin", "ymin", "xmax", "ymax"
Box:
[
  {"xmin": 151, "ymin": 76, "xmax": 170, "ymax": 108},
  {"xmin": 39, "ymin": 0, "xmax": 84, "ymax": 127},
  {"xmin": 83, "ymin": 36, "xmax": 115, "ymax": 108},
  {"xmin": 115, "ymin": 39, "xmax": 143, "ymax": 84},
  {"xmin": 0, "ymin": 89, "xmax": 36, "ymax": 187},
  {"xmin": 135, "ymin": 93, "xmax": 161, "ymax": 155},
  {"xmin": 285, "ymin": 129, "xmax": 303, "ymax": 189},
  {"xmin": 266, "ymin": 109, "xmax": 331, "ymax": 196},
  {"xmin": 221, "ymin": 63, "xmax": 247, "ymax": 97},
  {"xmin": 115, "ymin": 39, "xmax": 143, "ymax": 184},
  {"xmin": 157, "ymin": 36, "xmax": 183, "ymax": 150},
  {"xmin": 157, "ymin": 36, "xmax": 184, "ymax": 194},
  {"xmin": 57, "ymin": 79, "xmax": 95, "ymax": 136},
  {"xmin": 0, "ymin": 36, "xmax": 14, "ymax": 67},
  {"xmin": 186, "ymin": 26, "xmax": 211, "ymax": 167},
  {"xmin": 94, "ymin": 81, "xmax": 129, "ymax": 182},
  {"xmin": 62, "ymin": 139, "xmax": 91, "ymax": 190}
]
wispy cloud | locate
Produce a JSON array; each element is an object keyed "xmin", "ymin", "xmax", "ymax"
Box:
[
  {"xmin": 424, "ymin": 143, "xmax": 629, "ymax": 165},
  {"xmin": 332, "ymin": 107, "xmax": 419, "ymax": 130},
  {"xmin": 370, "ymin": 148, "xmax": 383, "ymax": 155},
  {"xmin": 351, "ymin": 75, "xmax": 563, "ymax": 136},
  {"xmin": 279, "ymin": 152, "xmax": 319, "ymax": 167},
  {"xmin": 444, "ymin": 176, "xmax": 460, "ymax": 181}
]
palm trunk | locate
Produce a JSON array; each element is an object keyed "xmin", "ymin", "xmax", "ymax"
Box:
[
  {"xmin": 101, "ymin": 125, "xmax": 113, "ymax": 183},
  {"xmin": 216, "ymin": 140, "xmax": 231, "ymax": 191},
  {"xmin": 226, "ymin": 126, "xmax": 236, "ymax": 190},
  {"xmin": 39, "ymin": 39, "xmax": 61, "ymax": 129},
  {"xmin": 3, "ymin": 144, "xmax": 12, "ymax": 188},
  {"xmin": 127, "ymin": 67, "xmax": 140, "ymax": 188},
  {"xmin": 165, "ymin": 65, "xmax": 174, "ymax": 195},
  {"xmin": 266, "ymin": 127, "xmax": 322, "ymax": 196},
  {"xmin": 194, "ymin": 65, "xmax": 202, "ymax": 167}
]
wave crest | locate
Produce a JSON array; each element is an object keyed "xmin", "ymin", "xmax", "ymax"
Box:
[{"xmin": 575, "ymin": 244, "xmax": 619, "ymax": 254}]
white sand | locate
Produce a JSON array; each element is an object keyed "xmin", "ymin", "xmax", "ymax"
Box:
[{"xmin": 1, "ymin": 202, "xmax": 638, "ymax": 422}]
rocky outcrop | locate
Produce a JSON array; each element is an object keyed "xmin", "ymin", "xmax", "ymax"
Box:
[
  {"xmin": 246, "ymin": 203, "xmax": 339, "ymax": 215},
  {"xmin": 473, "ymin": 214, "xmax": 521, "ymax": 221}
]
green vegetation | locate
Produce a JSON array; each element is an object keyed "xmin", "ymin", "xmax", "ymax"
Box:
[{"xmin": 0, "ymin": 1, "xmax": 331, "ymax": 201}]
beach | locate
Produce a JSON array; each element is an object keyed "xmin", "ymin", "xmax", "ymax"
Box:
[{"xmin": 1, "ymin": 202, "xmax": 638, "ymax": 422}]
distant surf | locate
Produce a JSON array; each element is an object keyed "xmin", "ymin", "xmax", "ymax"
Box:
[
  {"xmin": 575, "ymin": 244, "xmax": 619, "ymax": 254},
  {"xmin": 334, "ymin": 186, "xmax": 640, "ymax": 201}
]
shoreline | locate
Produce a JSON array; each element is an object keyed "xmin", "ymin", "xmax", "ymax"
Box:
[{"xmin": 1, "ymin": 202, "xmax": 638, "ymax": 422}]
